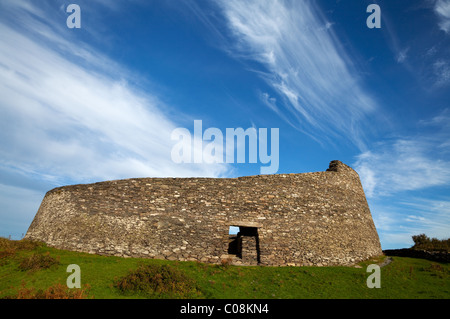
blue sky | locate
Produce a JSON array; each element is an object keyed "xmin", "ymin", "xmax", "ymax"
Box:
[{"xmin": 0, "ymin": 0, "xmax": 449, "ymax": 249}]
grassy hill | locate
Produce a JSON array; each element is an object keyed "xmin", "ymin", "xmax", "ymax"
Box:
[{"xmin": 0, "ymin": 238, "xmax": 448, "ymax": 299}]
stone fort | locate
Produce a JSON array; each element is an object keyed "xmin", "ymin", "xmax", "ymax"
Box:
[{"xmin": 25, "ymin": 160, "xmax": 382, "ymax": 266}]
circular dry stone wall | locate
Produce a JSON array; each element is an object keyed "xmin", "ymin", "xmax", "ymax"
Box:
[{"xmin": 25, "ymin": 160, "xmax": 382, "ymax": 266}]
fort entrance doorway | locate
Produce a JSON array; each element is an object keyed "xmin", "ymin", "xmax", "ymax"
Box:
[{"xmin": 228, "ymin": 224, "xmax": 261, "ymax": 265}]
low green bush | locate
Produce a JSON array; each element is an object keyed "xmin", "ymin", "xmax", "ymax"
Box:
[
  {"xmin": 115, "ymin": 263, "xmax": 202, "ymax": 298},
  {"xmin": 412, "ymin": 234, "xmax": 450, "ymax": 252},
  {"xmin": 0, "ymin": 237, "xmax": 42, "ymax": 251},
  {"xmin": 18, "ymin": 252, "xmax": 60, "ymax": 271}
]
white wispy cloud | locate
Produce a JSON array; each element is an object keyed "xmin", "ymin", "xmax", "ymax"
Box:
[
  {"xmin": 402, "ymin": 198, "xmax": 450, "ymax": 239},
  {"xmin": 420, "ymin": 108, "xmax": 450, "ymax": 132},
  {"xmin": 396, "ymin": 47, "xmax": 409, "ymax": 63},
  {"xmin": 354, "ymin": 139, "xmax": 450, "ymax": 198},
  {"xmin": 0, "ymin": 1, "xmax": 230, "ymax": 186},
  {"xmin": 433, "ymin": 59, "xmax": 450, "ymax": 86},
  {"xmin": 354, "ymin": 108, "xmax": 450, "ymax": 198},
  {"xmin": 0, "ymin": 184, "xmax": 44, "ymax": 239},
  {"xmin": 354, "ymin": 111, "xmax": 450, "ymax": 247},
  {"xmin": 435, "ymin": 0, "xmax": 450, "ymax": 33},
  {"xmin": 367, "ymin": 203, "xmax": 415, "ymax": 249},
  {"xmin": 212, "ymin": 0, "xmax": 378, "ymax": 150},
  {"xmin": 0, "ymin": 0, "xmax": 231, "ymax": 238},
  {"xmin": 368, "ymin": 196, "xmax": 450, "ymax": 249}
]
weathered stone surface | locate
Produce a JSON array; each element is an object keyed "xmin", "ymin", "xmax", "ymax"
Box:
[{"xmin": 25, "ymin": 160, "xmax": 382, "ymax": 266}]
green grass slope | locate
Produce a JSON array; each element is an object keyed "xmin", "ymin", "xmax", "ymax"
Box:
[{"xmin": 0, "ymin": 238, "xmax": 448, "ymax": 299}]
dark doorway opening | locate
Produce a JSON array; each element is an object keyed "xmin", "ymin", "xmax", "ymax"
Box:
[
  {"xmin": 228, "ymin": 233, "xmax": 241, "ymax": 258},
  {"xmin": 227, "ymin": 225, "xmax": 261, "ymax": 264}
]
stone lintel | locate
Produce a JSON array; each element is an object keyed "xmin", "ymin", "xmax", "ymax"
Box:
[{"xmin": 229, "ymin": 221, "xmax": 262, "ymax": 228}]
